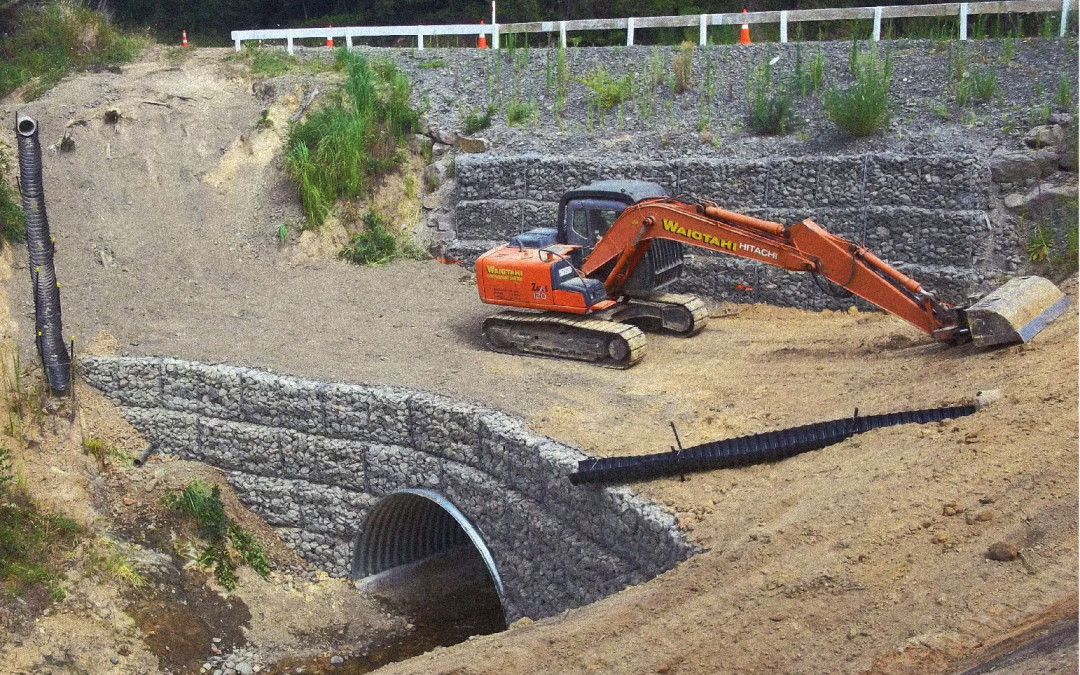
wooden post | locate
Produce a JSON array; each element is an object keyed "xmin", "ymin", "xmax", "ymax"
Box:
[
  {"xmin": 873, "ymin": 6, "xmax": 883, "ymax": 41},
  {"xmin": 492, "ymin": 23, "xmax": 499, "ymax": 49},
  {"xmin": 1062, "ymin": 0, "xmax": 1071, "ymax": 37},
  {"xmin": 417, "ymin": 29, "xmax": 424, "ymax": 50},
  {"xmin": 560, "ymin": 20, "xmax": 566, "ymax": 47},
  {"xmin": 627, "ymin": 17, "xmax": 635, "ymax": 45},
  {"xmin": 346, "ymin": 32, "xmax": 353, "ymax": 49},
  {"xmin": 780, "ymin": 10, "xmax": 788, "ymax": 42},
  {"xmin": 699, "ymin": 13, "xmax": 707, "ymax": 45},
  {"xmin": 287, "ymin": 35, "xmax": 294, "ymax": 55},
  {"xmin": 959, "ymin": 2, "xmax": 969, "ymax": 39},
  {"xmin": 234, "ymin": 38, "xmax": 242, "ymax": 52}
]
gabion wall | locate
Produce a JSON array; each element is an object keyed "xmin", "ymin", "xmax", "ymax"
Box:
[
  {"xmin": 450, "ymin": 153, "xmax": 995, "ymax": 309},
  {"xmin": 80, "ymin": 356, "xmax": 693, "ymax": 621}
]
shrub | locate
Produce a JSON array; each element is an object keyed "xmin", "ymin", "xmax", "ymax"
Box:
[
  {"xmin": 506, "ymin": 98, "xmax": 531, "ymax": 126},
  {"xmin": 339, "ymin": 210, "xmax": 399, "ymax": 265},
  {"xmin": 285, "ymin": 50, "xmax": 418, "ymax": 227},
  {"xmin": 464, "ymin": 104, "xmax": 495, "ymax": 134},
  {"xmin": 747, "ymin": 61, "xmax": 794, "ymax": 135},
  {"xmin": 0, "ymin": 1, "xmax": 143, "ymax": 99},
  {"xmin": 824, "ymin": 46, "xmax": 892, "ymax": 137},
  {"xmin": 972, "ymin": 68, "xmax": 997, "ymax": 102},
  {"xmin": 579, "ymin": 65, "xmax": 632, "ymax": 114},
  {"xmin": 1055, "ymin": 74, "xmax": 1073, "ymax": 112},
  {"xmin": 0, "ymin": 148, "xmax": 25, "ymax": 245},
  {"xmin": 163, "ymin": 479, "xmax": 270, "ymax": 591}
]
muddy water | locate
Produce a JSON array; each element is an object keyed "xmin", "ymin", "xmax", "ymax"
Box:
[{"xmin": 263, "ymin": 545, "xmax": 506, "ymax": 674}]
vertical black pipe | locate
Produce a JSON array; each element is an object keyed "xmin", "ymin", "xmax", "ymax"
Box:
[{"xmin": 15, "ymin": 114, "xmax": 70, "ymax": 393}]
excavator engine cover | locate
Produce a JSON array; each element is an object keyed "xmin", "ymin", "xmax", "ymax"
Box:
[
  {"xmin": 475, "ymin": 244, "xmax": 608, "ymax": 313},
  {"xmin": 964, "ymin": 276, "xmax": 1069, "ymax": 347}
]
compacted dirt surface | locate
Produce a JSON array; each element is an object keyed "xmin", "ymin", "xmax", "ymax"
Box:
[{"xmin": 0, "ymin": 44, "xmax": 1076, "ymax": 674}]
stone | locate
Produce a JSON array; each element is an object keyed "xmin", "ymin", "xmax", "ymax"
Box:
[
  {"xmin": 236, "ymin": 664, "xmax": 254, "ymax": 675},
  {"xmin": 330, "ymin": 655, "xmax": 345, "ymax": 665},
  {"xmin": 975, "ymin": 389, "xmax": 1001, "ymax": 408},
  {"xmin": 974, "ymin": 509, "xmax": 994, "ymax": 522},
  {"xmin": 1034, "ymin": 148, "xmax": 1061, "ymax": 177},
  {"xmin": 431, "ymin": 142, "xmax": 451, "ymax": 158},
  {"xmin": 456, "ymin": 136, "xmax": 490, "ymax": 153},
  {"xmin": 987, "ymin": 541, "xmax": 1018, "ymax": 561},
  {"xmin": 508, "ymin": 616, "xmax": 533, "ymax": 629},
  {"xmin": 1024, "ymin": 124, "xmax": 1066, "ymax": 149},
  {"xmin": 989, "ymin": 149, "xmax": 1040, "ymax": 183},
  {"xmin": 424, "ymin": 158, "xmax": 452, "ymax": 190},
  {"xmin": 1048, "ymin": 112, "xmax": 1073, "ymax": 126}
]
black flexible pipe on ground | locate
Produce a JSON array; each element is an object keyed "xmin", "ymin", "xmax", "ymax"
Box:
[
  {"xmin": 569, "ymin": 404, "xmax": 977, "ymax": 486},
  {"xmin": 15, "ymin": 114, "xmax": 70, "ymax": 393}
]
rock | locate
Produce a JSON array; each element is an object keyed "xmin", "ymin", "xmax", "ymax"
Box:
[
  {"xmin": 1048, "ymin": 112, "xmax": 1073, "ymax": 126},
  {"xmin": 1002, "ymin": 193, "xmax": 1024, "ymax": 209},
  {"xmin": 988, "ymin": 541, "xmax": 1018, "ymax": 561},
  {"xmin": 942, "ymin": 502, "xmax": 964, "ymax": 516},
  {"xmin": 508, "ymin": 617, "xmax": 534, "ymax": 630},
  {"xmin": 1035, "ymin": 148, "xmax": 1061, "ymax": 176},
  {"xmin": 423, "ymin": 158, "xmax": 452, "ymax": 190},
  {"xmin": 1024, "ymin": 124, "xmax": 1066, "ymax": 149},
  {"xmin": 111, "ymin": 657, "xmax": 121, "ymax": 665},
  {"xmin": 330, "ymin": 655, "xmax": 345, "ymax": 665},
  {"xmin": 236, "ymin": 664, "xmax": 254, "ymax": 675},
  {"xmin": 989, "ymin": 149, "xmax": 1040, "ymax": 183},
  {"xmin": 974, "ymin": 509, "xmax": 994, "ymax": 522},
  {"xmin": 456, "ymin": 135, "xmax": 490, "ymax": 153},
  {"xmin": 979, "ymin": 495, "xmax": 996, "ymax": 504},
  {"xmin": 846, "ymin": 306, "xmax": 858, "ymax": 315},
  {"xmin": 431, "ymin": 142, "xmax": 451, "ymax": 158},
  {"xmin": 975, "ymin": 389, "xmax": 1001, "ymax": 408}
]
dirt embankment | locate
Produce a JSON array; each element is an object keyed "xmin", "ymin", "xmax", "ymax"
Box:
[{"xmin": 0, "ymin": 44, "xmax": 1076, "ymax": 675}]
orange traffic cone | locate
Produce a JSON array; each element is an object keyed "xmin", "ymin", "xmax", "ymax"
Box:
[
  {"xmin": 739, "ymin": 9, "xmax": 751, "ymax": 44},
  {"xmin": 326, "ymin": 25, "xmax": 333, "ymax": 48},
  {"xmin": 182, "ymin": 29, "xmax": 189, "ymax": 48},
  {"xmin": 478, "ymin": 20, "xmax": 488, "ymax": 49}
]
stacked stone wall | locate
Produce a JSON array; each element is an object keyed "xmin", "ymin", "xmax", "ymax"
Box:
[{"xmin": 80, "ymin": 356, "xmax": 693, "ymax": 621}]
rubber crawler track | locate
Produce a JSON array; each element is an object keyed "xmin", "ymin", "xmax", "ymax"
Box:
[
  {"xmin": 482, "ymin": 312, "xmax": 647, "ymax": 369},
  {"xmin": 568, "ymin": 404, "xmax": 978, "ymax": 485}
]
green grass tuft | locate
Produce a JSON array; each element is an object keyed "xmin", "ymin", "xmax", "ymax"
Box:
[
  {"xmin": 0, "ymin": 147, "xmax": 25, "ymax": 246},
  {"xmin": 747, "ymin": 60, "xmax": 794, "ymax": 136},
  {"xmin": 464, "ymin": 104, "xmax": 495, "ymax": 134},
  {"xmin": 285, "ymin": 49, "xmax": 418, "ymax": 228},
  {"xmin": 339, "ymin": 210, "xmax": 422, "ymax": 266},
  {"xmin": 579, "ymin": 65, "xmax": 632, "ymax": 114},
  {"xmin": 0, "ymin": 1, "xmax": 143, "ymax": 100},
  {"xmin": 824, "ymin": 44, "xmax": 892, "ymax": 137}
]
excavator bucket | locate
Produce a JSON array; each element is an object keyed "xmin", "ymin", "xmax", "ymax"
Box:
[{"xmin": 965, "ymin": 276, "xmax": 1069, "ymax": 348}]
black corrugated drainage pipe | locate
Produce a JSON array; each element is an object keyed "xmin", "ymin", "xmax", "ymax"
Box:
[
  {"xmin": 569, "ymin": 405, "xmax": 977, "ymax": 486},
  {"xmin": 15, "ymin": 114, "xmax": 70, "ymax": 393}
]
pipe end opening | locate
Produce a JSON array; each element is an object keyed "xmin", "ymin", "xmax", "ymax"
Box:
[{"xmin": 17, "ymin": 117, "xmax": 36, "ymax": 137}]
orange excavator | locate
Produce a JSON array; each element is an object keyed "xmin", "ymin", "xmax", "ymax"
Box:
[{"xmin": 475, "ymin": 181, "xmax": 1067, "ymax": 368}]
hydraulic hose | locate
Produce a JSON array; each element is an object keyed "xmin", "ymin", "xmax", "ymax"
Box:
[
  {"xmin": 568, "ymin": 404, "xmax": 977, "ymax": 486},
  {"xmin": 15, "ymin": 114, "xmax": 70, "ymax": 393}
]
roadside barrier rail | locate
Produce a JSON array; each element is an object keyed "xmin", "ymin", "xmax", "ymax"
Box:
[{"xmin": 231, "ymin": 0, "xmax": 1076, "ymax": 53}]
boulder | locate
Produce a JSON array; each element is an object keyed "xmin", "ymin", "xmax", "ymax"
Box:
[
  {"xmin": 456, "ymin": 135, "xmax": 491, "ymax": 153},
  {"xmin": 1023, "ymin": 124, "xmax": 1066, "ymax": 149},
  {"xmin": 423, "ymin": 158, "xmax": 452, "ymax": 190},
  {"xmin": 431, "ymin": 141, "xmax": 451, "ymax": 159},
  {"xmin": 989, "ymin": 149, "xmax": 1040, "ymax": 183},
  {"xmin": 1034, "ymin": 148, "xmax": 1062, "ymax": 177}
]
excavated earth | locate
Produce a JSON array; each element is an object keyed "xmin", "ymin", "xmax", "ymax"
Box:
[{"xmin": 0, "ymin": 43, "xmax": 1076, "ymax": 674}]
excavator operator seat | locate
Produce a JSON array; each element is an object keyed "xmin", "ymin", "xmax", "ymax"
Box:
[{"xmin": 551, "ymin": 258, "xmax": 607, "ymax": 308}]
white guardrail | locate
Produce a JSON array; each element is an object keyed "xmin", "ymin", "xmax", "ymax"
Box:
[{"xmin": 232, "ymin": 0, "xmax": 1076, "ymax": 54}]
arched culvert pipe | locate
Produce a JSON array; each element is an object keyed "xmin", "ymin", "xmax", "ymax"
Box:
[{"xmin": 353, "ymin": 489, "xmax": 506, "ymax": 603}]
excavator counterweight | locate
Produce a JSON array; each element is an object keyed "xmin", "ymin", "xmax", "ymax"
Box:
[{"xmin": 474, "ymin": 181, "xmax": 1067, "ymax": 367}]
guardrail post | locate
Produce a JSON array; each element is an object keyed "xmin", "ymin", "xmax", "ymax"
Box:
[
  {"xmin": 234, "ymin": 37, "xmax": 241, "ymax": 52},
  {"xmin": 417, "ymin": 28, "xmax": 424, "ymax": 50},
  {"xmin": 346, "ymin": 31, "xmax": 353, "ymax": 49},
  {"xmin": 699, "ymin": 14, "xmax": 707, "ymax": 45},
  {"xmin": 1062, "ymin": 0, "xmax": 1071, "ymax": 37},
  {"xmin": 873, "ymin": 7, "xmax": 883, "ymax": 41},
  {"xmin": 627, "ymin": 17, "xmax": 635, "ymax": 46},
  {"xmin": 287, "ymin": 35, "xmax": 294, "ymax": 55},
  {"xmin": 959, "ymin": 3, "xmax": 969, "ymax": 39},
  {"xmin": 492, "ymin": 24, "xmax": 499, "ymax": 49},
  {"xmin": 780, "ymin": 10, "xmax": 788, "ymax": 42},
  {"xmin": 559, "ymin": 20, "xmax": 566, "ymax": 47}
]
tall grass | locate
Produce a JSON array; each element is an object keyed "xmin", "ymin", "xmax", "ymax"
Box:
[
  {"xmin": 747, "ymin": 60, "xmax": 795, "ymax": 135},
  {"xmin": 0, "ymin": 1, "xmax": 143, "ymax": 100},
  {"xmin": 285, "ymin": 50, "xmax": 418, "ymax": 227},
  {"xmin": 824, "ymin": 44, "xmax": 893, "ymax": 137},
  {"xmin": 0, "ymin": 148, "xmax": 25, "ymax": 245}
]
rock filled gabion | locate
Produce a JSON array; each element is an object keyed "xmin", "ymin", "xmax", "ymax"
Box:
[
  {"xmin": 450, "ymin": 153, "xmax": 995, "ymax": 309},
  {"xmin": 80, "ymin": 356, "xmax": 694, "ymax": 621}
]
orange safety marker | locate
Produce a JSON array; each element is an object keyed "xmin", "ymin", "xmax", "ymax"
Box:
[
  {"xmin": 478, "ymin": 19, "xmax": 488, "ymax": 49},
  {"xmin": 739, "ymin": 9, "xmax": 752, "ymax": 44},
  {"xmin": 327, "ymin": 24, "xmax": 333, "ymax": 47},
  {"xmin": 182, "ymin": 29, "xmax": 189, "ymax": 47}
]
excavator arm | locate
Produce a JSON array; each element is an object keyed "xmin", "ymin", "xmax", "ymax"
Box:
[{"xmin": 582, "ymin": 198, "xmax": 968, "ymax": 342}]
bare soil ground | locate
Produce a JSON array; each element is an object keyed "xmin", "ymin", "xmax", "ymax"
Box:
[{"xmin": 0, "ymin": 45, "xmax": 1076, "ymax": 674}]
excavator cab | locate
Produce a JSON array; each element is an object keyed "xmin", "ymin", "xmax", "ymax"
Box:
[{"xmin": 558, "ymin": 181, "xmax": 685, "ymax": 294}]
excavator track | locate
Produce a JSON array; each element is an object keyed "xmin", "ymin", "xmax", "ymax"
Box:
[
  {"xmin": 617, "ymin": 293, "xmax": 710, "ymax": 336},
  {"xmin": 482, "ymin": 311, "xmax": 647, "ymax": 369}
]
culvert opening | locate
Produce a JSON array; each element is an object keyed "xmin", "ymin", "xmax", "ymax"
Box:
[{"xmin": 353, "ymin": 490, "xmax": 507, "ymax": 652}]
